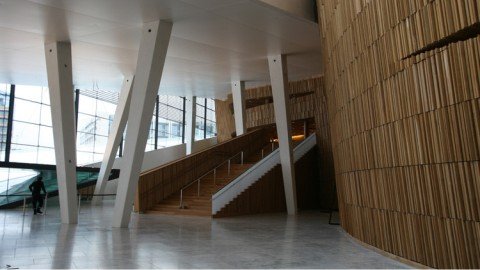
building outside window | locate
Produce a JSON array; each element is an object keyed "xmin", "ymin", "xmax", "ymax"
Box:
[
  {"xmin": 10, "ymin": 85, "xmax": 55, "ymax": 165},
  {"xmin": 0, "ymin": 84, "xmax": 10, "ymax": 161},
  {"xmin": 195, "ymin": 97, "xmax": 216, "ymax": 140},
  {"xmin": 0, "ymin": 83, "xmax": 215, "ymax": 165}
]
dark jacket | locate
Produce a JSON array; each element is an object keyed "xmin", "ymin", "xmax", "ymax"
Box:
[{"xmin": 29, "ymin": 180, "xmax": 46, "ymax": 196}]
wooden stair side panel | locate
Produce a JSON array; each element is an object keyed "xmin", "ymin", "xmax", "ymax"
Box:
[
  {"xmin": 213, "ymin": 165, "xmax": 286, "ymax": 218},
  {"xmin": 213, "ymin": 146, "xmax": 320, "ymax": 218}
]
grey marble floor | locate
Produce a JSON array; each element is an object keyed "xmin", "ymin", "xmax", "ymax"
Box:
[{"xmin": 0, "ymin": 199, "xmax": 409, "ymax": 269}]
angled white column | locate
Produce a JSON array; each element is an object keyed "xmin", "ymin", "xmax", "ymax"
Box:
[
  {"xmin": 268, "ymin": 54, "xmax": 297, "ymax": 215},
  {"xmin": 44, "ymin": 42, "xmax": 78, "ymax": 224},
  {"xmin": 112, "ymin": 21, "xmax": 172, "ymax": 228},
  {"xmin": 185, "ymin": 96, "xmax": 196, "ymax": 155},
  {"xmin": 92, "ymin": 76, "xmax": 134, "ymax": 205},
  {"xmin": 232, "ymin": 81, "xmax": 246, "ymax": 136}
]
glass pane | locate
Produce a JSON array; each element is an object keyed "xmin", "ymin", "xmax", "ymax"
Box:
[
  {"xmin": 78, "ymin": 95, "xmax": 96, "ymax": 115},
  {"xmin": 77, "ymin": 151, "xmax": 94, "ymax": 166},
  {"xmin": 206, "ymin": 109, "xmax": 215, "ymax": 121},
  {"xmin": 13, "ymin": 99, "xmax": 41, "ymax": 123},
  {"xmin": 41, "ymin": 87, "xmax": 50, "ymax": 105},
  {"xmin": 206, "ymin": 99, "xmax": 215, "ymax": 110},
  {"xmin": 168, "ymin": 107, "xmax": 183, "ymax": 123},
  {"xmin": 96, "ymin": 99, "xmax": 116, "ymax": 119},
  {"xmin": 37, "ymin": 147, "xmax": 55, "ymax": 165},
  {"xmin": 93, "ymin": 153, "xmax": 103, "ymax": 163},
  {"xmin": 168, "ymin": 96, "xmax": 183, "ymax": 108},
  {"xmin": 94, "ymin": 135, "xmax": 107, "ymax": 154},
  {"xmin": 196, "ymin": 105, "xmax": 205, "ymax": 118},
  {"xmin": 38, "ymin": 126, "xmax": 54, "ymax": 148},
  {"xmin": 15, "ymin": 85, "xmax": 42, "ymax": 103},
  {"xmin": 77, "ymin": 132, "xmax": 95, "ymax": 152},
  {"xmin": 0, "ymin": 85, "xmax": 10, "ymax": 162},
  {"xmin": 77, "ymin": 113, "xmax": 96, "ymax": 134},
  {"xmin": 40, "ymin": 105, "xmax": 52, "ymax": 126},
  {"xmin": 196, "ymin": 97, "xmax": 205, "ymax": 106},
  {"xmin": 12, "ymin": 121, "xmax": 39, "ymax": 146},
  {"xmin": 10, "ymin": 144, "xmax": 38, "ymax": 163},
  {"xmin": 95, "ymin": 118, "xmax": 110, "ymax": 137}
]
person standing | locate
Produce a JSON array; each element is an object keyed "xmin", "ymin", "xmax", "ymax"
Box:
[{"xmin": 29, "ymin": 176, "xmax": 47, "ymax": 215}]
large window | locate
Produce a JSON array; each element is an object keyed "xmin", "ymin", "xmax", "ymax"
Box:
[
  {"xmin": 10, "ymin": 85, "xmax": 55, "ymax": 165},
  {"xmin": 0, "ymin": 82, "xmax": 190, "ymax": 166},
  {"xmin": 195, "ymin": 98, "xmax": 216, "ymax": 140},
  {"xmin": 77, "ymin": 93, "xmax": 117, "ymax": 165},
  {"xmin": 157, "ymin": 95, "xmax": 184, "ymax": 148},
  {"xmin": 0, "ymin": 84, "xmax": 10, "ymax": 161}
]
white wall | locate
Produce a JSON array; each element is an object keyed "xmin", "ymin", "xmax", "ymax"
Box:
[
  {"xmin": 192, "ymin": 137, "xmax": 218, "ymax": 154},
  {"xmin": 259, "ymin": 0, "xmax": 316, "ymax": 21}
]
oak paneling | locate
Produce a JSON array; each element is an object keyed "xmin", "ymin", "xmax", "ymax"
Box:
[
  {"xmin": 135, "ymin": 128, "xmax": 269, "ymax": 213},
  {"xmin": 213, "ymin": 147, "xmax": 321, "ymax": 217},
  {"xmin": 317, "ymin": 0, "xmax": 480, "ymax": 268}
]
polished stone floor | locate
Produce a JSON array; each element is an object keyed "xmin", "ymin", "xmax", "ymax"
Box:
[{"xmin": 0, "ymin": 199, "xmax": 409, "ymax": 269}]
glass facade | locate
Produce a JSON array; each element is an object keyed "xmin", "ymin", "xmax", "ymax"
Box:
[
  {"xmin": 195, "ymin": 97, "xmax": 216, "ymax": 140},
  {"xmin": 0, "ymin": 83, "xmax": 217, "ymax": 167},
  {"xmin": 10, "ymin": 85, "xmax": 55, "ymax": 165},
  {"xmin": 0, "ymin": 84, "xmax": 10, "ymax": 161},
  {"xmin": 77, "ymin": 94, "xmax": 117, "ymax": 165}
]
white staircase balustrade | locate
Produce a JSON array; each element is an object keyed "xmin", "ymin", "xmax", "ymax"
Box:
[{"xmin": 212, "ymin": 134, "xmax": 317, "ymax": 215}]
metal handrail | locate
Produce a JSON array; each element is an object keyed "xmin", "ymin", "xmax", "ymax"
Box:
[
  {"xmin": 261, "ymin": 141, "xmax": 276, "ymax": 159},
  {"xmin": 179, "ymin": 150, "xmax": 244, "ymax": 209}
]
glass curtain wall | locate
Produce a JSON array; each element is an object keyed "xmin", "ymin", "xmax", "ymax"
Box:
[
  {"xmin": 77, "ymin": 94, "xmax": 117, "ymax": 165},
  {"xmin": 0, "ymin": 84, "xmax": 10, "ymax": 161},
  {"xmin": 195, "ymin": 98, "xmax": 216, "ymax": 140},
  {"xmin": 206, "ymin": 99, "xmax": 216, "ymax": 138},
  {"xmin": 157, "ymin": 95, "xmax": 183, "ymax": 148},
  {"xmin": 0, "ymin": 83, "xmax": 217, "ymax": 165},
  {"xmin": 10, "ymin": 85, "xmax": 55, "ymax": 165}
]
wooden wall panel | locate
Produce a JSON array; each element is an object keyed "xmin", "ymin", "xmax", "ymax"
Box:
[
  {"xmin": 214, "ymin": 77, "xmax": 336, "ymax": 209},
  {"xmin": 135, "ymin": 128, "xmax": 269, "ymax": 213},
  {"xmin": 317, "ymin": 0, "xmax": 480, "ymax": 268},
  {"xmin": 214, "ymin": 147, "xmax": 322, "ymax": 218}
]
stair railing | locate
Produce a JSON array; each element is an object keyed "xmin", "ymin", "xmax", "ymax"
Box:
[
  {"xmin": 179, "ymin": 151, "xmax": 244, "ymax": 209},
  {"xmin": 261, "ymin": 141, "xmax": 276, "ymax": 159}
]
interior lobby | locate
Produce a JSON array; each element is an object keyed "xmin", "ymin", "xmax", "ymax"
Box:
[{"xmin": 0, "ymin": 0, "xmax": 479, "ymax": 269}]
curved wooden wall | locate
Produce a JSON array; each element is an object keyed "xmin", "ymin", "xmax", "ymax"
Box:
[{"xmin": 317, "ymin": 0, "xmax": 480, "ymax": 268}]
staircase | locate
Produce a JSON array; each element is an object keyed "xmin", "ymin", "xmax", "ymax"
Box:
[{"xmin": 146, "ymin": 147, "xmax": 270, "ymax": 216}]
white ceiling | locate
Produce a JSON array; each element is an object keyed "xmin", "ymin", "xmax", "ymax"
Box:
[{"xmin": 0, "ymin": 0, "xmax": 322, "ymax": 99}]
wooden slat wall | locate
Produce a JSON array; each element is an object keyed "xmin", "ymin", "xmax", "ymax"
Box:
[
  {"xmin": 215, "ymin": 77, "xmax": 324, "ymax": 141},
  {"xmin": 317, "ymin": 0, "xmax": 480, "ymax": 268},
  {"xmin": 215, "ymin": 77, "xmax": 336, "ymax": 210},
  {"xmin": 213, "ymin": 147, "xmax": 322, "ymax": 218},
  {"xmin": 135, "ymin": 128, "xmax": 269, "ymax": 213},
  {"xmin": 215, "ymin": 96, "xmax": 235, "ymax": 143}
]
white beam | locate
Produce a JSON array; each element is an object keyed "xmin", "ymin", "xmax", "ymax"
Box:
[
  {"xmin": 92, "ymin": 76, "xmax": 134, "ymax": 205},
  {"xmin": 112, "ymin": 21, "xmax": 172, "ymax": 228},
  {"xmin": 268, "ymin": 54, "xmax": 297, "ymax": 215},
  {"xmin": 185, "ymin": 96, "xmax": 196, "ymax": 155},
  {"xmin": 232, "ymin": 81, "xmax": 246, "ymax": 136},
  {"xmin": 44, "ymin": 42, "xmax": 78, "ymax": 224}
]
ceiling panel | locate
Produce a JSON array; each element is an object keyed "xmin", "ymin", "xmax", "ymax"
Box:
[{"xmin": 0, "ymin": 0, "xmax": 323, "ymax": 99}]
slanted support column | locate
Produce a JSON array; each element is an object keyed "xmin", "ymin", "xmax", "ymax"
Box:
[
  {"xmin": 44, "ymin": 42, "xmax": 78, "ymax": 224},
  {"xmin": 185, "ymin": 96, "xmax": 196, "ymax": 155},
  {"xmin": 232, "ymin": 81, "xmax": 246, "ymax": 136},
  {"xmin": 92, "ymin": 76, "xmax": 134, "ymax": 205},
  {"xmin": 268, "ymin": 54, "xmax": 297, "ymax": 215},
  {"xmin": 112, "ymin": 21, "xmax": 172, "ymax": 228}
]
